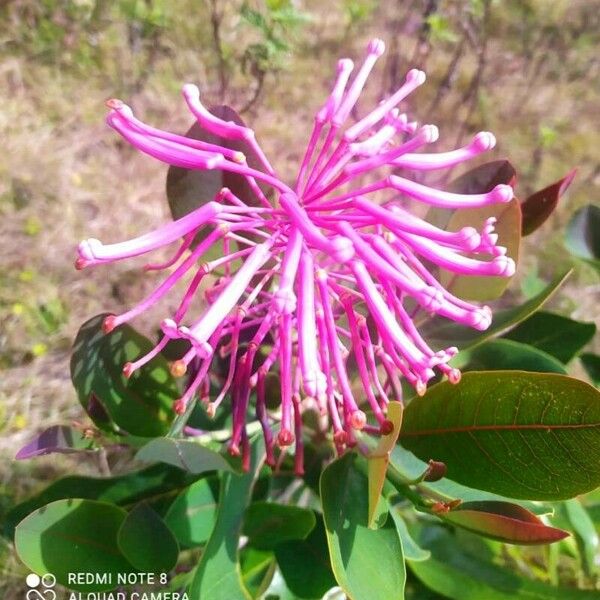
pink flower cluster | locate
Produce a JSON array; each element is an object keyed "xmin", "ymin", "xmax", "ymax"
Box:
[{"xmin": 77, "ymin": 39, "xmax": 514, "ymax": 472}]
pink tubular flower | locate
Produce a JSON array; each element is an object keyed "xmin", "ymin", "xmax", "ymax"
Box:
[{"xmin": 77, "ymin": 39, "xmax": 515, "ymax": 472}]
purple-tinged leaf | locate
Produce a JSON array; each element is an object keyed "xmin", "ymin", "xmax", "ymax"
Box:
[
  {"xmin": 448, "ymin": 160, "xmax": 517, "ymax": 194},
  {"xmin": 15, "ymin": 425, "xmax": 97, "ymax": 460},
  {"xmin": 439, "ymin": 500, "xmax": 569, "ymax": 545},
  {"xmin": 521, "ymin": 169, "xmax": 576, "ymax": 236}
]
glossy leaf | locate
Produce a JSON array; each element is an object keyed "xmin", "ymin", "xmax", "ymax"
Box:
[
  {"xmin": 274, "ymin": 515, "xmax": 337, "ymax": 599},
  {"xmin": 189, "ymin": 438, "xmax": 264, "ymax": 600},
  {"xmin": 243, "ymin": 502, "xmax": 316, "ymax": 550},
  {"xmin": 565, "ymin": 204, "xmax": 600, "ymax": 270},
  {"xmin": 581, "ymin": 353, "xmax": 600, "ymax": 387},
  {"xmin": 15, "ymin": 499, "xmax": 132, "ymax": 592},
  {"xmin": 321, "ymin": 453, "xmax": 405, "ymax": 600},
  {"xmin": 15, "ymin": 425, "xmax": 97, "ymax": 459},
  {"xmin": 70, "ymin": 314, "xmax": 177, "ymax": 436},
  {"xmin": 449, "ymin": 160, "xmax": 517, "ymax": 195},
  {"xmin": 408, "ymin": 524, "xmax": 599, "ymax": 600},
  {"xmin": 368, "ymin": 401, "xmax": 403, "ymax": 528},
  {"xmin": 164, "ymin": 476, "xmax": 219, "ymax": 547},
  {"xmin": 521, "ymin": 169, "xmax": 576, "ymax": 235},
  {"xmin": 439, "ymin": 501, "xmax": 568, "ymax": 545},
  {"xmin": 504, "ymin": 311, "xmax": 596, "ymax": 363},
  {"xmin": 400, "ymin": 371, "xmax": 600, "ymax": 500},
  {"xmin": 117, "ymin": 502, "xmax": 179, "ymax": 573},
  {"xmin": 455, "ymin": 338, "xmax": 567, "ymax": 374},
  {"xmin": 441, "ymin": 198, "xmax": 521, "ymax": 301},
  {"xmin": 4, "ymin": 464, "xmax": 196, "ymax": 539},
  {"xmin": 136, "ymin": 438, "xmax": 238, "ymax": 474},
  {"xmin": 422, "ymin": 270, "xmax": 570, "ymax": 352}
]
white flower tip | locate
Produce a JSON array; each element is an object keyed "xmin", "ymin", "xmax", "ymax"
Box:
[
  {"xmin": 160, "ymin": 318, "xmax": 179, "ymax": 338},
  {"xmin": 422, "ymin": 124, "xmax": 439, "ymax": 143},
  {"xmin": 459, "ymin": 227, "xmax": 481, "ymax": 251},
  {"xmin": 368, "ymin": 38, "xmax": 386, "ymax": 57},
  {"xmin": 182, "ymin": 83, "xmax": 200, "ymax": 98},
  {"xmin": 78, "ymin": 238, "xmax": 102, "ymax": 260},
  {"xmin": 406, "ymin": 68, "xmax": 426, "ymax": 86},
  {"xmin": 491, "ymin": 184, "xmax": 513, "ymax": 203},
  {"xmin": 273, "ymin": 288, "xmax": 297, "ymax": 314},
  {"xmin": 469, "ymin": 307, "xmax": 492, "ymax": 331},
  {"xmin": 331, "ymin": 236, "xmax": 354, "ymax": 262},
  {"xmin": 337, "ymin": 58, "xmax": 354, "ymax": 73},
  {"xmin": 493, "ymin": 256, "xmax": 516, "ymax": 277},
  {"xmin": 105, "ymin": 98, "xmax": 124, "ymax": 110},
  {"xmin": 472, "ymin": 131, "xmax": 496, "ymax": 152}
]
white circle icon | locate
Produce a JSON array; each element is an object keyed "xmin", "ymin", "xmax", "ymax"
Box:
[{"xmin": 25, "ymin": 573, "xmax": 40, "ymax": 587}]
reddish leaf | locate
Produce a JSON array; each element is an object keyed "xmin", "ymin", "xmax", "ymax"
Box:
[
  {"xmin": 440, "ymin": 501, "xmax": 569, "ymax": 545},
  {"xmin": 448, "ymin": 160, "xmax": 517, "ymax": 194},
  {"xmin": 16, "ymin": 425, "xmax": 97, "ymax": 459},
  {"xmin": 521, "ymin": 169, "xmax": 577, "ymax": 236}
]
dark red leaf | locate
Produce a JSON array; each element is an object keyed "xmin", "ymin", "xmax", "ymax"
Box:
[{"xmin": 521, "ymin": 169, "xmax": 577, "ymax": 236}]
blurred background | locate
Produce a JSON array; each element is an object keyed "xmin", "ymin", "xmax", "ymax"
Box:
[{"xmin": 1, "ymin": 0, "xmax": 599, "ymax": 593}]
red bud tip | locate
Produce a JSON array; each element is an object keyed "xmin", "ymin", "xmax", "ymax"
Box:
[
  {"xmin": 277, "ymin": 429, "xmax": 295, "ymax": 447},
  {"xmin": 122, "ymin": 362, "xmax": 134, "ymax": 379},
  {"xmin": 170, "ymin": 360, "xmax": 187, "ymax": 377},
  {"xmin": 350, "ymin": 410, "xmax": 367, "ymax": 430},
  {"xmin": 206, "ymin": 402, "xmax": 216, "ymax": 418},
  {"xmin": 102, "ymin": 315, "xmax": 117, "ymax": 334},
  {"xmin": 379, "ymin": 419, "xmax": 395, "ymax": 436},
  {"xmin": 448, "ymin": 368, "xmax": 461, "ymax": 384},
  {"xmin": 228, "ymin": 443, "xmax": 241, "ymax": 457},
  {"xmin": 424, "ymin": 459, "xmax": 447, "ymax": 482},
  {"xmin": 173, "ymin": 399, "xmax": 187, "ymax": 415},
  {"xmin": 74, "ymin": 257, "xmax": 87, "ymax": 270},
  {"xmin": 106, "ymin": 98, "xmax": 124, "ymax": 109},
  {"xmin": 416, "ymin": 380, "xmax": 427, "ymax": 396}
]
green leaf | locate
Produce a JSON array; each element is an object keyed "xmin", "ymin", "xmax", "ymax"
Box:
[
  {"xmin": 388, "ymin": 509, "xmax": 430, "ymax": 561},
  {"xmin": 4, "ymin": 464, "xmax": 197, "ymax": 539},
  {"xmin": 70, "ymin": 314, "xmax": 177, "ymax": 436},
  {"xmin": 400, "ymin": 371, "xmax": 600, "ymax": 500},
  {"xmin": 164, "ymin": 476, "xmax": 219, "ymax": 547},
  {"xmin": 560, "ymin": 499, "xmax": 599, "ymax": 576},
  {"xmin": 274, "ymin": 515, "xmax": 337, "ymax": 599},
  {"xmin": 136, "ymin": 438, "xmax": 238, "ymax": 473},
  {"xmin": 438, "ymin": 501, "xmax": 568, "ymax": 545},
  {"xmin": 243, "ymin": 502, "xmax": 316, "ymax": 550},
  {"xmin": 581, "ymin": 353, "xmax": 600, "ymax": 387},
  {"xmin": 455, "ymin": 339, "xmax": 567, "ymax": 374},
  {"xmin": 117, "ymin": 502, "xmax": 179, "ymax": 573},
  {"xmin": 408, "ymin": 524, "xmax": 599, "ymax": 599},
  {"xmin": 15, "ymin": 499, "xmax": 132, "ymax": 592},
  {"xmin": 565, "ymin": 204, "xmax": 600, "ymax": 270},
  {"xmin": 321, "ymin": 453, "xmax": 405, "ymax": 600},
  {"xmin": 189, "ymin": 438, "xmax": 264, "ymax": 600},
  {"xmin": 423, "ymin": 270, "xmax": 571, "ymax": 352},
  {"xmin": 503, "ymin": 311, "xmax": 596, "ymax": 363},
  {"xmin": 521, "ymin": 169, "xmax": 577, "ymax": 236},
  {"xmin": 441, "ymin": 198, "xmax": 521, "ymax": 301},
  {"xmin": 368, "ymin": 401, "xmax": 403, "ymax": 528}
]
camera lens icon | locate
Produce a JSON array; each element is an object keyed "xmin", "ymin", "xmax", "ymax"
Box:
[{"xmin": 26, "ymin": 574, "xmax": 40, "ymax": 587}]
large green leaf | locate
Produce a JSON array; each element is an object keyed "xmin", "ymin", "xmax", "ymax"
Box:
[
  {"xmin": 4, "ymin": 464, "xmax": 196, "ymax": 539},
  {"xmin": 243, "ymin": 502, "xmax": 316, "ymax": 550},
  {"xmin": 164, "ymin": 476, "xmax": 219, "ymax": 547},
  {"xmin": 15, "ymin": 499, "xmax": 132, "ymax": 592},
  {"xmin": 423, "ymin": 271, "xmax": 570, "ymax": 352},
  {"xmin": 70, "ymin": 314, "xmax": 177, "ymax": 436},
  {"xmin": 239, "ymin": 547, "xmax": 276, "ymax": 599},
  {"xmin": 117, "ymin": 502, "xmax": 179, "ymax": 573},
  {"xmin": 136, "ymin": 438, "xmax": 238, "ymax": 473},
  {"xmin": 565, "ymin": 204, "xmax": 600, "ymax": 271},
  {"xmin": 274, "ymin": 515, "xmax": 337, "ymax": 599},
  {"xmin": 321, "ymin": 453, "xmax": 405, "ymax": 600},
  {"xmin": 455, "ymin": 339, "xmax": 567, "ymax": 374},
  {"xmin": 189, "ymin": 439, "xmax": 264, "ymax": 600},
  {"xmin": 400, "ymin": 371, "xmax": 600, "ymax": 500},
  {"xmin": 503, "ymin": 311, "xmax": 596, "ymax": 363},
  {"xmin": 559, "ymin": 499, "xmax": 599, "ymax": 576},
  {"xmin": 408, "ymin": 524, "xmax": 599, "ymax": 599}
]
